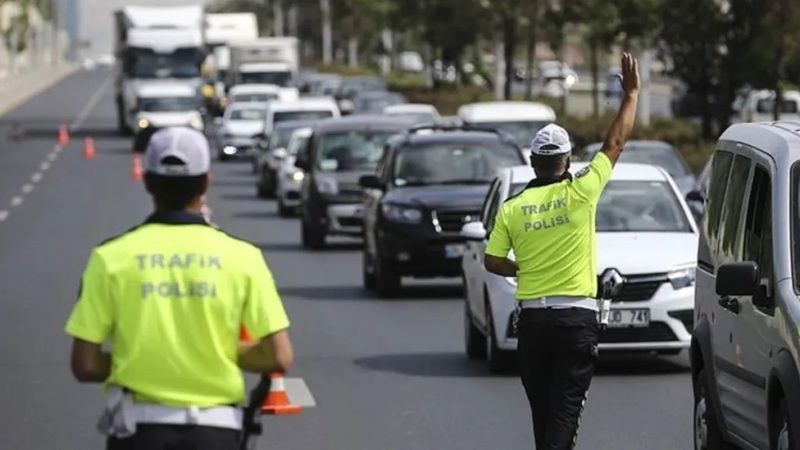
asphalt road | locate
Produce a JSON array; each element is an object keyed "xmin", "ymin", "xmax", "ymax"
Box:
[{"xmin": 0, "ymin": 69, "xmax": 694, "ymax": 449}]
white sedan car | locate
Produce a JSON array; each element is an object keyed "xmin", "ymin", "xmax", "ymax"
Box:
[
  {"xmin": 275, "ymin": 127, "xmax": 312, "ymax": 217},
  {"xmin": 462, "ymin": 163, "xmax": 699, "ymax": 372}
]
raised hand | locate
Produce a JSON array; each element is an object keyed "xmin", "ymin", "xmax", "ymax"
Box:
[{"xmin": 619, "ymin": 52, "xmax": 640, "ymax": 95}]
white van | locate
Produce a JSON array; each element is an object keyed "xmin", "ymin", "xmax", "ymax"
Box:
[
  {"xmin": 736, "ymin": 89, "xmax": 800, "ymax": 123},
  {"xmin": 263, "ymin": 98, "xmax": 340, "ymax": 138},
  {"xmin": 227, "ymin": 84, "xmax": 299, "ymax": 106},
  {"xmin": 457, "ymin": 101, "xmax": 556, "ymax": 149}
]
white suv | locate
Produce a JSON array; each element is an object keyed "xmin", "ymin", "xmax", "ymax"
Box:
[{"xmin": 462, "ymin": 163, "xmax": 699, "ymax": 372}]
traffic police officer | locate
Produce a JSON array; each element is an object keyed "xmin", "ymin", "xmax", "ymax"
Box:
[
  {"xmin": 65, "ymin": 127, "xmax": 294, "ymax": 450},
  {"xmin": 484, "ymin": 53, "xmax": 640, "ymax": 450}
]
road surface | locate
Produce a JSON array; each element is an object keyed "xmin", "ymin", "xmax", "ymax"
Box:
[{"xmin": 0, "ymin": 69, "xmax": 694, "ymax": 449}]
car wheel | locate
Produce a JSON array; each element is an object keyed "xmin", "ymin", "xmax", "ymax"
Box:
[
  {"xmin": 465, "ymin": 300, "xmax": 486, "ymax": 359},
  {"xmin": 362, "ymin": 251, "xmax": 376, "ymax": 290},
  {"xmin": 301, "ymin": 217, "xmax": 325, "ymax": 249},
  {"xmin": 485, "ymin": 302, "xmax": 514, "ymax": 373},
  {"xmin": 375, "ymin": 257, "xmax": 400, "ymax": 298},
  {"xmin": 261, "ymin": 170, "xmax": 275, "ymax": 198},
  {"xmin": 694, "ymin": 368, "xmax": 733, "ymax": 450},
  {"xmin": 772, "ymin": 398, "xmax": 794, "ymax": 450},
  {"xmin": 277, "ymin": 197, "xmax": 293, "ymax": 217},
  {"xmin": 256, "ymin": 182, "xmax": 270, "ymax": 199}
]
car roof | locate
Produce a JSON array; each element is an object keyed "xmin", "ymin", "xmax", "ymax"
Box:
[
  {"xmin": 313, "ymin": 116, "xmax": 414, "ymax": 133},
  {"xmin": 719, "ymin": 121, "xmax": 800, "ymax": 168},
  {"xmin": 384, "ymin": 103, "xmax": 438, "ymax": 114},
  {"xmin": 272, "ymin": 119, "xmax": 319, "ymax": 130},
  {"xmin": 458, "ymin": 101, "xmax": 556, "ymax": 122},
  {"xmin": 268, "ymin": 97, "xmax": 338, "ymax": 112},
  {"xmin": 583, "ymin": 140, "xmax": 675, "ymax": 154},
  {"xmin": 507, "ymin": 162, "xmax": 671, "ymax": 185}
]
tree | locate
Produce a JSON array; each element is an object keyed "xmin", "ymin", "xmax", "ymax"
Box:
[{"xmin": 522, "ymin": 0, "xmax": 543, "ymax": 100}]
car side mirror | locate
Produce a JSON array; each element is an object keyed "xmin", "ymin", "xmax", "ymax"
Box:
[
  {"xmin": 461, "ymin": 221, "xmax": 486, "ymax": 241},
  {"xmin": 686, "ymin": 190, "xmax": 704, "ymax": 203},
  {"xmin": 716, "ymin": 262, "xmax": 759, "ymax": 296},
  {"xmin": 358, "ymin": 174, "xmax": 385, "ymax": 190},
  {"xmin": 272, "ymin": 147, "xmax": 288, "ymax": 160}
]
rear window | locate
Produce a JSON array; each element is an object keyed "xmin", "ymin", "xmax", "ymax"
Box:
[
  {"xmin": 394, "ymin": 141, "xmax": 523, "ymax": 186},
  {"xmin": 757, "ymin": 98, "xmax": 799, "ymax": 114},
  {"xmin": 274, "ymin": 110, "xmax": 334, "ymax": 123}
]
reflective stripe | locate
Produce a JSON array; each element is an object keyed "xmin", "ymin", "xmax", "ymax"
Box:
[
  {"xmin": 519, "ymin": 296, "xmax": 598, "ymax": 312},
  {"xmin": 131, "ymin": 404, "xmax": 242, "ymax": 430}
]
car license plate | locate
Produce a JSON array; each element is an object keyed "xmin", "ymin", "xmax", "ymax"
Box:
[
  {"xmin": 444, "ymin": 244, "xmax": 466, "ymax": 258},
  {"xmin": 607, "ymin": 309, "xmax": 650, "ymax": 328}
]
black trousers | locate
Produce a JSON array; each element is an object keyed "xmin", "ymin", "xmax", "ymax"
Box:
[
  {"xmin": 107, "ymin": 424, "xmax": 241, "ymax": 450},
  {"xmin": 517, "ymin": 307, "xmax": 600, "ymax": 450}
]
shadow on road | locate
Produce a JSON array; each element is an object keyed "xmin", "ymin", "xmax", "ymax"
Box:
[
  {"xmin": 353, "ymin": 352, "xmax": 499, "ymax": 378},
  {"xmin": 594, "ymin": 354, "xmax": 690, "ymax": 376},
  {"xmin": 277, "ymin": 283, "xmax": 463, "ymax": 301},
  {"xmin": 233, "ymin": 210, "xmax": 277, "ymax": 220},
  {"xmin": 257, "ymin": 242, "xmax": 303, "ymax": 253},
  {"xmin": 221, "ymin": 192, "xmax": 259, "ymax": 201},
  {"xmin": 213, "ymin": 179, "xmax": 257, "ymax": 188}
]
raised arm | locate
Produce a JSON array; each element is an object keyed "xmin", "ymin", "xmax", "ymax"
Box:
[{"xmin": 601, "ymin": 53, "xmax": 641, "ymax": 166}]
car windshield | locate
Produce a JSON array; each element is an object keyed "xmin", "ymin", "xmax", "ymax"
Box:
[
  {"xmin": 512, "ymin": 180, "xmax": 692, "ymax": 232},
  {"xmin": 757, "ymin": 98, "xmax": 799, "ymax": 114},
  {"xmin": 128, "ymin": 48, "xmax": 202, "ymax": 79},
  {"xmin": 395, "ymin": 142, "xmax": 522, "ymax": 186},
  {"xmin": 470, "ymin": 121, "xmax": 551, "ymax": 147},
  {"xmin": 315, "ymin": 131, "xmax": 395, "ymax": 172},
  {"xmin": 269, "ymin": 127, "xmax": 300, "ymax": 150},
  {"xmin": 615, "ymin": 145, "xmax": 689, "ymax": 177},
  {"xmin": 240, "ymin": 71, "xmax": 292, "ymax": 86},
  {"xmin": 274, "ymin": 110, "xmax": 334, "ymax": 123},
  {"xmin": 139, "ymin": 96, "xmax": 199, "ymax": 112},
  {"xmin": 232, "ymin": 93, "xmax": 276, "ymax": 103},
  {"xmin": 229, "ymin": 108, "xmax": 266, "ymax": 121}
]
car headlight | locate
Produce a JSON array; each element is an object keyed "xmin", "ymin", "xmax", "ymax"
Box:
[
  {"xmin": 382, "ymin": 204, "xmax": 423, "ymax": 224},
  {"xmin": 292, "ymin": 170, "xmax": 304, "ymax": 182},
  {"xmin": 189, "ymin": 116, "xmax": 203, "ymax": 130},
  {"xmin": 668, "ymin": 264, "xmax": 697, "ymax": 290},
  {"xmin": 137, "ymin": 118, "xmax": 149, "ymax": 129},
  {"xmin": 316, "ymin": 176, "xmax": 339, "ymax": 195}
]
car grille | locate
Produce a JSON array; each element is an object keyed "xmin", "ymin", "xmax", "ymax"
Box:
[
  {"xmin": 601, "ymin": 273, "xmax": 667, "ymax": 303},
  {"xmin": 433, "ymin": 210, "xmax": 480, "ymax": 234},
  {"xmin": 600, "ymin": 322, "xmax": 677, "ymax": 343}
]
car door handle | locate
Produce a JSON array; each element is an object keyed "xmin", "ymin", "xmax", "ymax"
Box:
[{"xmin": 718, "ymin": 296, "xmax": 741, "ymax": 314}]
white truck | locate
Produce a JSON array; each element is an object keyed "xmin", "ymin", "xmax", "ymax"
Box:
[
  {"xmin": 204, "ymin": 13, "xmax": 259, "ymax": 106},
  {"xmin": 113, "ymin": 5, "xmax": 206, "ymax": 134},
  {"xmin": 227, "ymin": 38, "xmax": 299, "ymax": 88}
]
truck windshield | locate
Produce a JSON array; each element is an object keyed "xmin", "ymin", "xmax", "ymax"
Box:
[
  {"xmin": 394, "ymin": 142, "xmax": 522, "ymax": 186},
  {"xmin": 467, "ymin": 121, "xmax": 550, "ymax": 148},
  {"xmin": 139, "ymin": 97, "xmax": 200, "ymax": 112},
  {"xmin": 274, "ymin": 110, "xmax": 333, "ymax": 123},
  {"xmin": 241, "ymin": 71, "xmax": 292, "ymax": 86},
  {"xmin": 510, "ymin": 180, "xmax": 692, "ymax": 232},
  {"xmin": 128, "ymin": 48, "xmax": 202, "ymax": 79},
  {"xmin": 315, "ymin": 131, "xmax": 395, "ymax": 172}
]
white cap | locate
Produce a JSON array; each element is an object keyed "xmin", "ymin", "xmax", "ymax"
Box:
[
  {"xmin": 531, "ymin": 123, "xmax": 571, "ymax": 155},
  {"xmin": 144, "ymin": 127, "xmax": 210, "ymax": 176}
]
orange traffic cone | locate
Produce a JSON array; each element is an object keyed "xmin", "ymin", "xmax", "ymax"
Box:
[
  {"xmin": 130, "ymin": 154, "xmax": 143, "ymax": 181},
  {"xmin": 57, "ymin": 123, "xmax": 69, "ymax": 146},
  {"xmin": 261, "ymin": 373, "xmax": 302, "ymax": 415},
  {"xmin": 83, "ymin": 137, "xmax": 96, "ymax": 159}
]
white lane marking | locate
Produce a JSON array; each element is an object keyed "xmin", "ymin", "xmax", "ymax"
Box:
[
  {"xmin": 0, "ymin": 210, "xmax": 8, "ymax": 221},
  {"xmin": 285, "ymin": 378, "xmax": 316, "ymax": 408},
  {"xmin": 31, "ymin": 172, "xmax": 42, "ymax": 183},
  {"xmin": 70, "ymin": 75, "xmax": 112, "ymax": 131},
  {"xmin": 40, "ymin": 161, "xmax": 50, "ymax": 171},
  {"xmin": 10, "ymin": 196, "xmax": 23, "ymax": 206},
  {"xmin": 21, "ymin": 183, "xmax": 33, "ymax": 194},
  {"xmin": 47, "ymin": 152, "xmax": 58, "ymax": 162}
]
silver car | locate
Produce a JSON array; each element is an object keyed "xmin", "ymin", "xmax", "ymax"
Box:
[{"xmin": 692, "ymin": 121, "xmax": 800, "ymax": 450}]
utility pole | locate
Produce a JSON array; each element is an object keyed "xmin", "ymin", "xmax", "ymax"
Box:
[
  {"xmin": 320, "ymin": 0, "xmax": 333, "ymax": 64},
  {"xmin": 494, "ymin": 32, "xmax": 505, "ymax": 101},
  {"xmin": 637, "ymin": 49, "xmax": 652, "ymax": 127},
  {"xmin": 273, "ymin": 0, "xmax": 285, "ymax": 36}
]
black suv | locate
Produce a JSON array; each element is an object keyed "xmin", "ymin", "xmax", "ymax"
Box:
[
  {"xmin": 359, "ymin": 127, "xmax": 525, "ymax": 297},
  {"xmin": 294, "ymin": 116, "xmax": 413, "ymax": 248}
]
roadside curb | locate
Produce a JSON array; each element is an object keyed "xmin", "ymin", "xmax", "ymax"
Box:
[{"xmin": 0, "ymin": 64, "xmax": 79, "ymax": 118}]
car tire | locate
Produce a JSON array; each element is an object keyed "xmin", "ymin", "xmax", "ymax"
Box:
[
  {"xmin": 256, "ymin": 182, "xmax": 270, "ymax": 199},
  {"xmin": 375, "ymin": 257, "xmax": 400, "ymax": 298},
  {"xmin": 277, "ymin": 197, "xmax": 293, "ymax": 217},
  {"xmin": 694, "ymin": 368, "xmax": 734, "ymax": 450},
  {"xmin": 218, "ymin": 153, "xmax": 229, "ymax": 162},
  {"xmin": 301, "ymin": 217, "xmax": 325, "ymax": 249},
  {"xmin": 772, "ymin": 397, "xmax": 794, "ymax": 450},
  {"xmin": 485, "ymin": 302, "xmax": 514, "ymax": 373},
  {"xmin": 465, "ymin": 300, "xmax": 486, "ymax": 359},
  {"xmin": 362, "ymin": 251, "xmax": 376, "ymax": 291}
]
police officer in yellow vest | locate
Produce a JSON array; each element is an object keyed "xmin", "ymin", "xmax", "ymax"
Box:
[
  {"xmin": 65, "ymin": 127, "xmax": 294, "ymax": 450},
  {"xmin": 484, "ymin": 53, "xmax": 640, "ymax": 450}
]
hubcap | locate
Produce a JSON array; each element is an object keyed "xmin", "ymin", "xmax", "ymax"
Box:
[
  {"xmin": 694, "ymin": 396, "xmax": 708, "ymax": 449},
  {"xmin": 777, "ymin": 421, "xmax": 790, "ymax": 450}
]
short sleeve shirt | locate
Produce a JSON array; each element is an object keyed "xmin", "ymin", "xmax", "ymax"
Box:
[
  {"xmin": 65, "ymin": 211, "xmax": 290, "ymax": 407},
  {"xmin": 486, "ymin": 153, "xmax": 613, "ymax": 300}
]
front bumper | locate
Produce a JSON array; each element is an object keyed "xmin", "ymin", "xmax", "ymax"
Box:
[
  {"xmin": 487, "ymin": 275, "xmax": 694, "ymax": 352},
  {"xmin": 218, "ymin": 137, "xmax": 258, "ymax": 158},
  {"xmin": 378, "ymin": 227, "xmax": 466, "ymax": 278},
  {"xmin": 277, "ymin": 175, "xmax": 302, "ymax": 208},
  {"xmin": 326, "ymin": 204, "xmax": 364, "ymax": 236}
]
